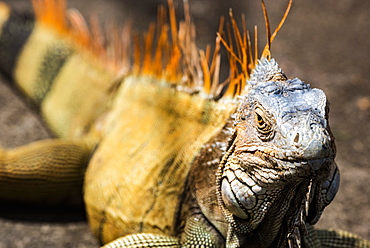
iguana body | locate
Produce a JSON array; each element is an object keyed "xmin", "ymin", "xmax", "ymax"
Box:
[{"xmin": 0, "ymin": 0, "xmax": 369, "ymax": 247}]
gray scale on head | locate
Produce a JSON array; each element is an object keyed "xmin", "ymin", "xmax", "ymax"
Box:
[{"xmin": 237, "ymin": 58, "xmax": 331, "ymax": 160}]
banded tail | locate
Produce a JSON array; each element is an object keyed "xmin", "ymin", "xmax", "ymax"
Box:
[{"xmin": 0, "ymin": 1, "xmax": 117, "ymax": 137}]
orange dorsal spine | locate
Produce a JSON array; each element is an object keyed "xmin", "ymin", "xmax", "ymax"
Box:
[{"xmin": 31, "ymin": 0, "xmax": 293, "ymax": 100}]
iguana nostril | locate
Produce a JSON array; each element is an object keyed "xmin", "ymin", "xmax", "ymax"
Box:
[
  {"xmin": 294, "ymin": 132, "xmax": 300, "ymax": 143},
  {"xmin": 288, "ymin": 131, "xmax": 301, "ymax": 146}
]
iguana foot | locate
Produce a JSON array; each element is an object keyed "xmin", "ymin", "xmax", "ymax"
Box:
[{"xmin": 101, "ymin": 233, "xmax": 181, "ymax": 248}]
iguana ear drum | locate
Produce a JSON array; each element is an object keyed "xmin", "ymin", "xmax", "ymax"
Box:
[
  {"xmin": 221, "ymin": 178, "xmax": 250, "ymax": 219},
  {"xmin": 220, "ymin": 176, "xmax": 262, "ymax": 220}
]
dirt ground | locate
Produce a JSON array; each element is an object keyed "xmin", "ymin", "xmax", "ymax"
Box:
[{"xmin": 0, "ymin": 0, "xmax": 369, "ymax": 247}]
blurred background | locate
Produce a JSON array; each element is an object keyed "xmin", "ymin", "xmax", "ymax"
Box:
[{"xmin": 0, "ymin": 0, "xmax": 369, "ymax": 247}]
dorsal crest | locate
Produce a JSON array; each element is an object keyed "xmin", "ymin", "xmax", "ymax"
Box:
[{"xmin": 31, "ymin": 0, "xmax": 293, "ymax": 100}]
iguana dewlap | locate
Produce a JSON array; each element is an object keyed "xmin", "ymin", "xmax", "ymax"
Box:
[{"xmin": 0, "ymin": 0, "xmax": 369, "ymax": 247}]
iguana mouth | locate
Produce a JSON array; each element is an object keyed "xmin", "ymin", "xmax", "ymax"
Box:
[
  {"xmin": 220, "ymin": 148, "xmax": 335, "ymax": 233},
  {"xmin": 237, "ymin": 145, "xmax": 332, "ymax": 170}
]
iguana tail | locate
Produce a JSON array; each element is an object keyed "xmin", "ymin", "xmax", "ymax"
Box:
[
  {"xmin": 0, "ymin": 2, "xmax": 34, "ymax": 80},
  {"xmin": 0, "ymin": 1, "xmax": 117, "ymax": 138},
  {"xmin": 0, "ymin": 1, "xmax": 103, "ymax": 205}
]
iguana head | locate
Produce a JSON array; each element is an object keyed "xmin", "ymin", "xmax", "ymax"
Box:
[{"xmin": 217, "ymin": 58, "xmax": 340, "ymax": 247}]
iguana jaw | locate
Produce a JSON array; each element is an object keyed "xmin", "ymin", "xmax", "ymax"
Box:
[{"xmin": 217, "ymin": 143, "xmax": 338, "ymax": 247}]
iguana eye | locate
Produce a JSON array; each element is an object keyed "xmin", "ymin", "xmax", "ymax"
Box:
[
  {"xmin": 254, "ymin": 106, "xmax": 274, "ymax": 140},
  {"xmin": 256, "ymin": 112, "xmax": 265, "ymax": 126},
  {"xmin": 255, "ymin": 107, "xmax": 271, "ymax": 134}
]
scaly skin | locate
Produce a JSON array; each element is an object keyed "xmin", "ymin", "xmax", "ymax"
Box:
[{"xmin": 0, "ymin": 1, "xmax": 369, "ymax": 247}]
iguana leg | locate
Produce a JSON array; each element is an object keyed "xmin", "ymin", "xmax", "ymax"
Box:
[
  {"xmin": 315, "ymin": 229, "xmax": 370, "ymax": 248},
  {"xmin": 101, "ymin": 233, "xmax": 181, "ymax": 248},
  {"xmin": 304, "ymin": 224, "xmax": 370, "ymax": 248},
  {"xmin": 180, "ymin": 216, "xmax": 224, "ymax": 248},
  {"xmin": 0, "ymin": 139, "xmax": 91, "ymax": 205}
]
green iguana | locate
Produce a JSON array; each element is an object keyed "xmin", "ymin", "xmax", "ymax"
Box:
[{"xmin": 0, "ymin": 0, "xmax": 369, "ymax": 247}]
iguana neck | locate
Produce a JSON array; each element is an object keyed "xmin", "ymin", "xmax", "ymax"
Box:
[{"xmin": 176, "ymin": 120, "xmax": 232, "ymax": 245}]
